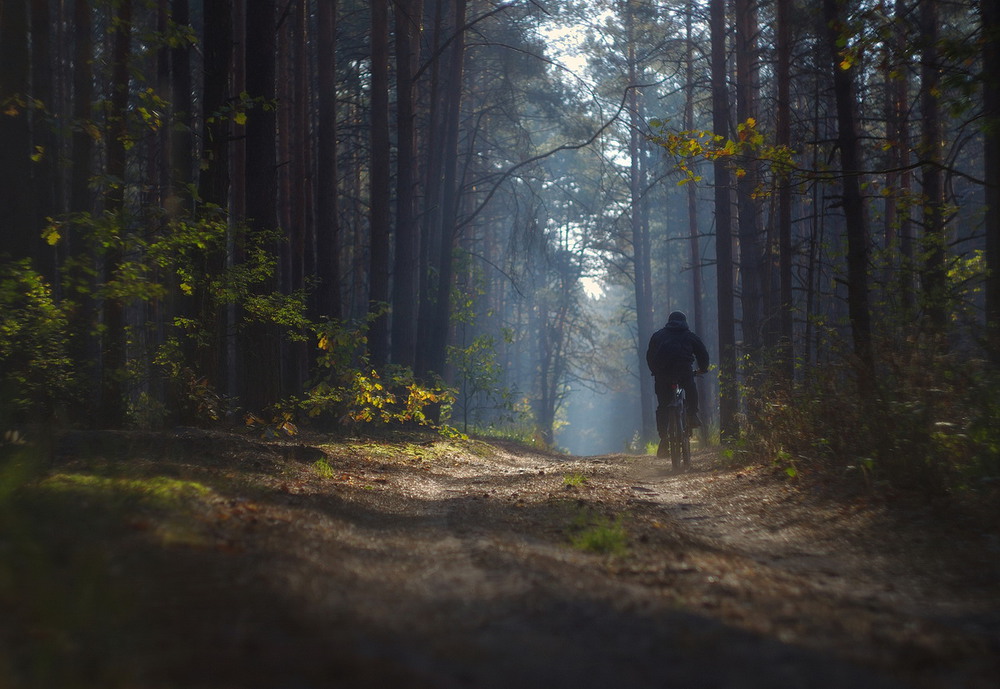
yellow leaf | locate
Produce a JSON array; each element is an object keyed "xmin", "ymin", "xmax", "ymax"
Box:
[
  {"xmin": 318, "ymin": 334, "xmax": 330, "ymax": 350},
  {"xmin": 180, "ymin": 282, "xmax": 193, "ymax": 295},
  {"xmin": 234, "ymin": 112, "xmax": 247, "ymax": 126},
  {"xmin": 839, "ymin": 58, "xmax": 852, "ymax": 71}
]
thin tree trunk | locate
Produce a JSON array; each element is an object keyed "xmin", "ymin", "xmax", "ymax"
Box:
[
  {"xmin": 735, "ymin": 0, "xmax": 762, "ymax": 356},
  {"xmin": 919, "ymin": 0, "xmax": 946, "ymax": 327},
  {"xmin": 984, "ymin": 0, "xmax": 1000, "ymax": 361},
  {"xmin": 199, "ymin": 0, "xmax": 232, "ymax": 210},
  {"xmin": 0, "ymin": 0, "xmax": 34, "ymax": 261},
  {"xmin": 170, "ymin": 0, "xmax": 193, "ymax": 215},
  {"xmin": 685, "ymin": 0, "xmax": 709, "ymax": 440},
  {"xmin": 392, "ymin": 0, "xmax": 424, "ymax": 369},
  {"xmin": 711, "ymin": 0, "xmax": 738, "ymax": 438},
  {"xmin": 242, "ymin": 0, "xmax": 280, "ymax": 412},
  {"xmin": 823, "ymin": 0, "xmax": 874, "ymax": 377},
  {"xmin": 99, "ymin": 0, "xmax": 134, "ymax": 427},
  {"xmin": 625, "ymin": 0, "xmax": 655, "ymax": 443},
  {"xmin": 416, "ymin": 0, "xmax": 448, "ymax": 378},
  {"xmin": 316, "ymin": 0, "xmax": 341, "ymax": 321},
  {"xmin": 369, "ymin": 0, "xmax": 391, "ymax": 368},
  {"xmin": 776, "ymin": 0, "xmax": 793, "ymax": 378},
  {"xmin": 897, "ymin": 3, "xmax": 915, "ymax": 315},
  {"xmin": 70, "ymin": 0, "xmax": 93, "ymax": 219},
  {"xmin": 31, "ymin": 0, "xmax": 55, "ymax": 275},
  {"xmin": 428, "ymin": 0, "xmax": 467, "ymax": 381}
]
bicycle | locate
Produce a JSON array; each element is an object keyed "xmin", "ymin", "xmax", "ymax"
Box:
[{"xmin": 655, "ymin": 371, "xmax": 702, "ymax": 471}]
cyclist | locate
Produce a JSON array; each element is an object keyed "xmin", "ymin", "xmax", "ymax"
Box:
[{"xmin": 646, "ymin": 311, "xmax": 710, "ymax": 439}]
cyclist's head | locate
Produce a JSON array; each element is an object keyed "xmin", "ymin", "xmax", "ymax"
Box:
[{"xmin": 667, "ymin": 310, "xmax": 687, "ymax": 326}]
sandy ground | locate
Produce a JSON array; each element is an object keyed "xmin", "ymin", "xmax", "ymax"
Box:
[{"xmin": 10, "ymin": 430, "xmax": 1000, "ymax": 688}]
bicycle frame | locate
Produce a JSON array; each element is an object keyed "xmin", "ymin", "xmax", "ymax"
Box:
[{"xmin": 657, "ymin": 381, "xmax": 691, "ymax": 471}]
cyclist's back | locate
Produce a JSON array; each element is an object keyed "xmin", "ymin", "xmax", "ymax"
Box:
[{"xmin": 646, "ymin": 311, "xmax": 709, "ymax": 427}]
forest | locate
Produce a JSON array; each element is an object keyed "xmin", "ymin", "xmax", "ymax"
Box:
[{"xmin": 2, "ymin": 0, "xmax": 999, "ymax": 490}]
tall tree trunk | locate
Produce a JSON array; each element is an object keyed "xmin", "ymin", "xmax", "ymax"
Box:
[
  {"xmin": 392, "ymin": 0, "xmax": 424, "ymax": 369},
  {"xmin": 823, "ymin": 0, "xmax": 874, "ymax": 376},
  {"xmin": 626, "ymin": 0, "xmax": 656, "ymax": 443},
  {"xmin": 288, "ymin": 0, "xmax": 311, "ymax": 390},
  {"xmin": 369, "ymin": 0, "xmax": 391, "ymax": 368},
  {"xmin": 735, "ymin": 0, "xmax": 762, "ymax": 356},
  {"xmin": 316, "ymin": 0, "xmax": 341, "ymax": 321},
  {"xmin": 685, "ymin": 0, "xmax": 709, "ymax": 440},
  {"xmin": 30, "ymin": 0, "xmax": 55, "ymax": 275},
  {"xmin": 919, "ymin": 0, "xmax": 946, "ymax": 327},
  {"xmin": 711, "ymin": 0, "xmax": 738, "ymax": 438},
  {"xmin": 428, "ymin": 0, "xmax": 467, "ymax": 381},
  {"xmin": 985, "ymin": 0, "xmax": 1000, "ymax": 361},
  {"xmin": 776, "ymin": 0, "xmax": 794, "ymax": 378},
  {"xmin": 70, "ymin": 0, "xmax": 93, "ymax": 220},
  {"xmin": 416, "ymin": 0, "xmax": 448, "ymax": 378},
  {"xmin": 199, "ymin": 0, "xmax": 232, "ymax": 210},
  {"xmin": 98, "ymin": 0, "xmax": 133, "ymax": 427},
  {"xmin": 170, "ymin": 0, "xmax": 193, "ymax": 215},
  {"xmin": 893, "ymin": 0, "xmax": 915, "ymax": 314},
  {"xmin": 242, "ymin": 0, "xmax": 280, "ymax": 412},
  {"xmin": 0, "ymin": 0, "xmax": 34, "ymax": 261}
]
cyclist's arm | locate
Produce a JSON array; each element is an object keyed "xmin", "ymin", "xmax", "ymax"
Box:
[{"xmin": 692, "ymin": 334, "xmax": 710, "ymax": 372}]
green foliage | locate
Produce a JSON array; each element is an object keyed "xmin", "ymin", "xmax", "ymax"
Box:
[
  {"xmin": 0, "ymin": 260, "xmax": 75, "ymax": 419},
  {"xmin": 45, "ymin": 210, "xmax": 314, "ymax": 427},
  {"xmin": 313, "ymin": 457, "xmax": 335, "ymax": 479},
  {"xmin": 563, "ymin": 472, "xmax": 587, "ymax": 487},
  {"xmin": 296, "ymin": 317, "xmax": 456, "ymax": 431},
  {"xmin": 568, "ymin": 508, "xmax": 628, "ymax": 557},
  {"xmin": 649, "ymin": 117, "xmax": 796, "ymax": 197},
  {"xmin": 448, "ymin": 332, "xmax": 517, "ymax": 431},
  {"xmin": 737, "ymin": 336, "xmax": 1000, "ymax": 495}
]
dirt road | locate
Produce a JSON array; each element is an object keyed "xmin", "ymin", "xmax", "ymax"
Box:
[{"xmin": 13, "ymin": 431, "xmax": 1000, "ymax": 688}]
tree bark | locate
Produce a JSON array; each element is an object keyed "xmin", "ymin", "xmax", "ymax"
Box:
[
  {"xmin": 427, "ymin": 0, "xmax": 467, "ymax": 381},
  {"xmin": 984, "ymin": 0, "xmax": 1000, "ymax": 361},
  {"xmin": 919, "ymin": 0, "xmax": 946, "ymax": 327},
  {"xmin": 316, "ymin": 0, "xmax": 341, "ymax": 321},
  {"xmin": 416, "ymin": 0, "xmax": 448, "ymax": 378},
  {"xmin": 0, "ymin": 0, "xmax": 34, "ymax": 261},
  {"xmin": 369, "ymin": 0, "xmax": 391, "ymax": 368},
  {"xmin": 242, "ymin": 0, "xmax": 280, "ymax": 412},
  {"xmin": 98, "ymin": 0, "xmax": 133, "ymax": 427},
  {"xmin": 30, "ymin": 0, "xmax": 55, "ymax": 274},
  {"xmin": 776, "ymin": 0, "xmax": 794, "ymax": 378},
  {"xmin": 625, "ymin": 0, "xmax": 656, "ymax": 443},
  {"xmin": 170, "ymin": 0, "xmax": 193, "ymax": 215},
  {"xmin": 70, "ymin": 0, "xmax": 93, "ymax": 220},
  {"xmin": 823, "ymin": 0, "xmax": 874, "ymax": 376},
  {"xmin": 686, "ymin": 0, "xmax": 709, "ymax": 440},
  {"xmin": 735, "ymin": 0, "xmax": 762, "ymax": 355},
  {"xmin": 711, "ymin": 0, "xmax": 738, "ymax": 438},
  {"xmin": 199, "ymin": 0, "xmax": 232, "ymax": 211},
  {"xmin": 392, "ymin": 0, "xmax": 424, "ymax": 369}
]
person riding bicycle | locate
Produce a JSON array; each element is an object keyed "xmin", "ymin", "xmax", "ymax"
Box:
[{"xmin": 646, "ymin": 311, "xmax": 710, "ymax": 432}]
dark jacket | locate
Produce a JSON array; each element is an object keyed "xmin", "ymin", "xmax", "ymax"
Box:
[{"xmin": 646, "ymin": 312, "xmax": 709, "ymax": 377}]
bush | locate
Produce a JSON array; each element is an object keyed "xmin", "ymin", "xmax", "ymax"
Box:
[
  {"xmin": 738, "ymin": 336, "xmax": 1000, "ymax": 495},
  {"xmin": 0, "ymin": 260, "xmax": 75, "ymax": 421},
  {"xmin": 293, "ymin": 317, "xmax": 456, "ymax": 430}
]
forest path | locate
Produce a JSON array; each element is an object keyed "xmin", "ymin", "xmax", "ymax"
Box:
[{"xmin": 25, "ymin": 431, "xmax": 1000, "ymax": 689}]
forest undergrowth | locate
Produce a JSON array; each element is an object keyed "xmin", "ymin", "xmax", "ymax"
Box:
[{"xmin": 734, "ymin": 333, "xmax": 1000, "ymax": 506}]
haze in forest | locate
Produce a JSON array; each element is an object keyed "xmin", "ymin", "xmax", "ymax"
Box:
[{"xmin": 1, "ymin": 0, "xmax": 999, "ymax": 485}]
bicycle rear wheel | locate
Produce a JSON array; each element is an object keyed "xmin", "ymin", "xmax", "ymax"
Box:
[{"xmin": 666, "ymin": 407, "xmax": 683, "ymax": 470}]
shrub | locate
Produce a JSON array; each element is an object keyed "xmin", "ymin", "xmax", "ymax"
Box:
[
  {"xmin": 295, "ymin": 317, "xmax": 456, "ymax": 430},
  {"xmin": 0, "ymin": 260, "xmax": 75, "ymax": 421}
]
